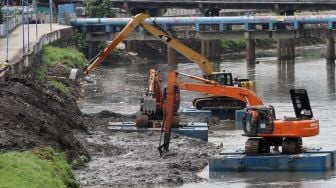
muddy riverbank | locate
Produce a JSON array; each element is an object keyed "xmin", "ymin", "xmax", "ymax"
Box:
[
  {"xmin": 0, "ymin": 77, "xmax": 88, "ymax": 160},
  {"xmin": 0, "ymin": 75, "xmax": 219, "ymax": 187}
]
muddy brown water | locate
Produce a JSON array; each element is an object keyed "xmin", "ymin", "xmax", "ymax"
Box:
[{"xmin": 77, "ymin": 48, "xmax": 336, "ymax": 187}]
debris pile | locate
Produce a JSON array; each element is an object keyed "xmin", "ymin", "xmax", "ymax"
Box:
[{"xmin": 0, "ymin": 77, "xmax": 87, "ymax": 160}]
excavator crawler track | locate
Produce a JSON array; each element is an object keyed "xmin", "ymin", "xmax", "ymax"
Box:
[
  {"xmin": 135, "ymin": 112, "xmax": 149, "ymax": 128},
  {"xmin": 245, "ymin": 138, "xmax": 270, "ymax": 155},
  {"xmin": 282, "ymin": 138, "xmax": 302, "ymax": 154}
]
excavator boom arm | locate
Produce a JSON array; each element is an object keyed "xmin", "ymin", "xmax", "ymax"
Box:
[
  {"xmin": 84, "ymin": 14, "xmax": 149, "ymax": 74},
  {"xmin": 140, "ymin": 21, "xmax": 214, "ymax": 74},
  {"xmin": 83, "ymin": 13, "xmax": 214, "ymax": 75},
  {"xmin": 160, "ymin": 71, "xmax": 263, "ymax": 151},
  {"xmin": 176, "ymin": 82, "xmax": 263, "ymax": 106}
]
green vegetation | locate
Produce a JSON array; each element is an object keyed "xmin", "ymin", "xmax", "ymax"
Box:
[
  {"xmin": 48, "ymin": 80, "xmax": 71, "ymax": 96},
  {"xmin": 42, "ymin": 46, "xmax": 86, "ymax": 69},
  {"xmin": 34, "ymin": 68, "xmax": 47, "ymax": 80},
  {"xmin": 255, "ymin": 39, "xmax": 277, "ymax": 49},
  {"xmin": 221, "ymin": 39, "xmax": 246, "ymax": 52},
  {"xmin": 221, "ymin": 39, "xmax": 276, "ymax": 52},
  {"xmin": 0, "ymin": 4, "xmax": 3, "ymax": 24},
  {"xmin": 85, "ymin": 0, "xmax": 115, "ymax": 18},
  {"xmin": 34, "ymin": 45, "xmax": 87, "ymax": 95},
  {"xmin": 73, "ymin": 31, "xmax": 88, "ymax": 54},
  {"xmin": 0, "ymin": 147, "xmax": 79, "ymax": 188}
]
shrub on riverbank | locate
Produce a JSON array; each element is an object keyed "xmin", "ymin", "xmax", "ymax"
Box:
[
  {"xmin": 34, "ymin": 45, "xmax": 87, "ymax": 96},
  {"xmin": 42, "ymin": 46, "xmax": 86, "ymax": 69},
  {"xmin": 221, "ymin": 39, "xmax": 276, "ymax": 53}
]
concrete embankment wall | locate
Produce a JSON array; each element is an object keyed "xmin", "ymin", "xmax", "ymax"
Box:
[
  {"xmin": 0, "ymin": 14, "xmax": 22, "ymax": 37},
  {"xmin": 10, "ymin": 27, "xmax": 73, "ymax": 76}
]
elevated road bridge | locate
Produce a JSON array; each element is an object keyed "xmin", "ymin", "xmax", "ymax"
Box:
[
  {"xmin": 110, "ymin": 0, "xmax": 336, "ymax": 15},
  {"xmin": 72, "ymin": 15, "xmax": 336, "ymax": 63}
]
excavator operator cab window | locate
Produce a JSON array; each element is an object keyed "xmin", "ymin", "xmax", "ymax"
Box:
[
  {"xmin": 242, "ymin": 109, "xmax": 257, "ymax": 136},
  {"xmin": 213, "ymin": 73, "xmax": 233, "ymax": 86},
  {"xmin": 243, "ymin": 107, "xmax": 274, "ymax": 136},
  {"xmin": 257, "ymin": 108, "xmax": 274, "ymax": 134}
]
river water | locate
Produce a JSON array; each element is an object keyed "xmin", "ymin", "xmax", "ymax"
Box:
[{"xmin": 78, "ymin": 48, "xmax": 336, "ymax": 187}]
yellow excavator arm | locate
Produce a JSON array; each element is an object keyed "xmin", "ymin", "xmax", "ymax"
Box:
[
  {"xmin": 140, "ymin": 21, "xmax": 214, "ymax": 74},
  {"xmin": 84, "ymin": 13, "xmax": 149, "ymax": 74},
  {"xmin": 83, "ymin": 13, "xmax": 214, "ymax": 75}
]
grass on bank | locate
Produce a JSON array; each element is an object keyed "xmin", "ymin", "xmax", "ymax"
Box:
[
  {"xmin": 48, "ymin": 80, "xmax": 72, "ymax": 96},
  {"xmin": 0, "ymin": 147, "xmax": 78, "ymax": 188},
  {"xmin": 34, "ymin": 45, "xmax": 87, "ymax": 96},
  {"xmin": 42, "ymin": 46, "xmax": 86, "ymax": 68}
]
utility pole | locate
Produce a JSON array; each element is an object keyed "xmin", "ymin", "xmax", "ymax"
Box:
[
  {"xmin": 21, "ymin": 0, "xmax": 25, "ymax": 54},
  {"xmin": 25, "ymin": 1, "xmax": 30, "ymax": 52},
  {"xmin": 6, "ymin": 0, "xmax": 9, "ymax": 61},
  {"xmin": 32, "ymin": 0, "xmax": 38, "ymax": 39},
  {"xmin": 49, "ymin": 0, "xmax": 52, "ymax": 32}
]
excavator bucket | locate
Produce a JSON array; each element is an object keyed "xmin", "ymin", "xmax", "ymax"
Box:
[{"xmin": 290, "ymin": 89, "xmax": 313, "ymax": 119}]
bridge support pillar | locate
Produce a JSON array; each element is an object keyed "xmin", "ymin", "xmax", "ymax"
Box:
[
  {"xmin": 326, "ymin": 38, "xmax": 335, "ymax": 64},
  {"xmin": 126, "ymin": 41, "xmax": 137, "ymax": 52},
  {"xmin": 88, "ymin": 41, "xmax": 100, "ymax": 60},
  {"xmin": 167, "ymin": 46, "xmax": 178, "ymax": 71},
  {"xmin": 277, "ymin": 39, "xmax": 295, "ymax": 61},
  {"xmin": 246, "ymin": 39, "xmax": 256, "ymax": 64},
  {"xmin": 201, "ymin": 40, "xmax": 220, "ymax": 59}
]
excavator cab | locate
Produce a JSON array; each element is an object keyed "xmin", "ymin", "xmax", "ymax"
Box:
[
  {"xmin": 211, "ymin": 72, "xmax": 233, "ymax": 86},
  {"xmin": 242, "ymin": 89, "xmax": 317, "ymax": 154},
  {"xmin": 242, "ymin": 105, "xmax": 276, "ymax": 137},
  {"xmin": 243, "ymin": 89, "xmax": 313, "ymax": 137},
  {"xmin": 210, "ymin": 72, "xmax": 255, "ymax": 92}
]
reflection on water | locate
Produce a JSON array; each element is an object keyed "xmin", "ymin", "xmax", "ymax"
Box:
[
  {"xmin": 277, "ymin": 59, "xmax": 295, "ymax": 102},
  {"xmin": 327, "ymin": 63, "xmax": 336, "ymax": 100},
  {"xmin": 79, "ymin": 49, "xmax": 336, "ymax": 187},
  {"xmin": 208, "ymin": 170, "xmax": 336, "ymax": 187},
  {"xmin": 246, "ymin": 62, "xmax": 256, "ymax": 82}
]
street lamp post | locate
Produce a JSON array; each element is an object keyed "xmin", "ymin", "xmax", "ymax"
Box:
[
  {"xmin": 33, "ymin": 0, "xmax": 38, "ymax": 40},
  {"xmin": 49, "ymin": 0, "xmax": 52, "ymax": 32},
  {"xmin": 26, "ymin": 2, "xmax": 30, "ymax": 52},
  {"xmin": 6, "ymin": 0, "xmax": 9, "ymax": 61},
  {"xmin": 21, "ymin": 0, "xmax": 25, "ymax": 54}
]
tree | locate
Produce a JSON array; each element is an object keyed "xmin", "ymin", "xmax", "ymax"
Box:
[
  {"xmin": 0, "ymin": 2, "xmax": 3, "ymax": 24},
  {"xmin": 85, "ymin": 0, "xmax": 115, "ymax": 18}
]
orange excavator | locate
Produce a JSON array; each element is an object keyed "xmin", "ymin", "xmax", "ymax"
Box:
[
  {"xmin": 73, "ymin": 13, "xmax": 319, "ymax": 155},
  {"xmin": 76, "ymin": 13, "xmax": 255, "ymax": 126},
  {"xmin": 135, "ymin": 69, "xmax": 178, "ymax": 127},
  {"xmin": 158, "ymin": 71, "xmax": 319, "ymax": 155}
]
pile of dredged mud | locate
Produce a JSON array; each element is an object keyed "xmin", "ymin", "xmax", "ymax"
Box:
[
  {"xmin": 76, "ymin": 111, "xmax": 219, "ymax": 188},
  {"xmin": 0, "ymin": 77, "xmax": 87, "ymax": 160}
]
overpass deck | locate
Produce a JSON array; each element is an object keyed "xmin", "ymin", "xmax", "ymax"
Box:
[
  {"xmin": 110, "ymin": 0, "xmax": 336, "ymax": 11},
  {"xmin": 71, "ymin": 15, "xmax": 336, "ymax": 33}
]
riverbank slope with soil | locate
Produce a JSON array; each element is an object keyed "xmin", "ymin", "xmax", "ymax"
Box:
[
  {"xmin": 0, "ymin": 77, "xmax": 88, "ymax": 160},
  {"xmin": 0, "ymin": 44, "xmax": 220, "ymax": 187}
]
